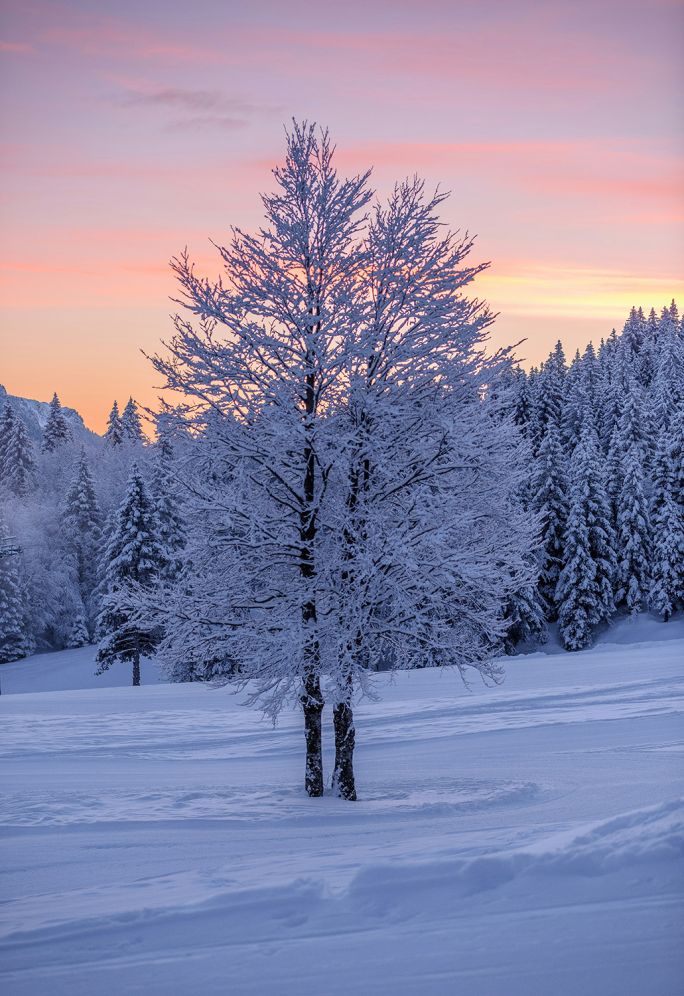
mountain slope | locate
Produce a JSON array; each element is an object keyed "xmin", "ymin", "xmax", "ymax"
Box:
[{"xmin": 0, "ymin": 384, "xmax": 98, "ymax": 445}]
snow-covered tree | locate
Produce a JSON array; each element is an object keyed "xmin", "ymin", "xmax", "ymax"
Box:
[
  {"xmin": 149, "ymin": 456, "xmax": 185, "ymax": 582},
  {"xmin": 96, "ymin": 465, "xmax": 165, "ymax": 685},
  {"xmin": 66, "ymin": 604, "xmax": 90, "ymax": 648},
  {"xmin": 533, "ymin": 341, "xmax": 565, "ymax": 453},
  {"xmin": 41, "ymin": 392, "xmax": 72, "ymax": 452},
  {"xmin": 532, "ymin": 417, "xmax": 568, "ymax": 619},
  {"xmin": 121, "ymin": 397, "xmax": 145, "ymax": 445},
  {"xmin": 2, "ymin": 414, "xmax": 36, "ymax": 497},
  {"xmin": 0, "ymin": 511, "xmax": 30, "ymax": 665},
  {"xmin": 144, "ymin": 123, "xmax": 536, "ymax": 799},
  {"xmin": 63, "ymin": 450, "xmax": 102, "ymax": 634},
  {"xmin": 670, "ymin": 406, "xmax": 684, "ymax": 511},
  {"xmin": 556, "ymin": 423, "xmax": 617, "ymax": 650},
  {"xmin": 0, "ymin": 403, "xmax": 17, "ymax": 484},
  {"xmin": 605, "ymin": 424, "xmax": 624, "ymax": 525},
  {"xmin": 154, "ymin": 408, "xmax": 177, "ymax": 461},
  {"xmin": 148, "ymin": 123, "xmax": 373, "ymax": 794},
  {"xmin": 615, "ymin": 443, "xmax": 650, "ymax": 615},
  {"xmin": 648, "ymin": 430, "xmax": 684, "ymax": 621},
  {"xmin": 105, "ymin": 401, "xmax": 123, "ymax": 447},
  {"xmin": 501, "ymin": 579, "xmax": 547, "ymax": 655}
]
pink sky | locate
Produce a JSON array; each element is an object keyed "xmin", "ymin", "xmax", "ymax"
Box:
[{"xmin": 1, "ymin": 0, "xmax": 682, "ymax": 431}]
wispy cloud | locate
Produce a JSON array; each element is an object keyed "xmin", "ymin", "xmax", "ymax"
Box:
[
  {"xmin": 326, "ymin": 138, "xmax": 683, "ymax": 216},
  {"xmin": 117, "ymin": 84, "xmax": 281, "ymax": 131},
  {"xmin": 0, "ymin": 41, "xmax": 33, "ymax": 53},
  {"xmin": 6, "ymin": 4, "xmax": 222, "ymax": 63}
]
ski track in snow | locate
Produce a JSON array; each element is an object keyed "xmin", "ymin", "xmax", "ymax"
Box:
[{"xmin": 1, "ymin": 619, "xmax": 683, "ymax": 995}]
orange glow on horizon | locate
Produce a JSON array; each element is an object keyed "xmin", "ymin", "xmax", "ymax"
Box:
[{"xmin": 1, "ymin": 1, "xmax": 681, "ymax": 432}]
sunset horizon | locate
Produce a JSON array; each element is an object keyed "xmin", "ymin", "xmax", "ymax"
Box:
[{"xmin": 2, "ymin": 1, "xmax": 682, "ymax": 431}]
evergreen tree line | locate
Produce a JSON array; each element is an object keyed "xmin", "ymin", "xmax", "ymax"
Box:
[
  {"xmin": 0, "ymin": 394, "xmax": 184, "ymax": 667},
  {"xmin": 2, "ymin": 303, "xmax": 682, "ymax": 671},
  {"xmin": 499, "ymin": 302, "xmax": 684, "ymax": 652}
]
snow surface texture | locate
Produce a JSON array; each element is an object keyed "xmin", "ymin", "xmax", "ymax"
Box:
[{"xmin": 1, "ymin": 618, "xmax": 683, "ymax": 995}]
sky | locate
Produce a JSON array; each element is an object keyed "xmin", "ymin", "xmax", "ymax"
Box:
[{"xmin": 1, "ymin": 0, "xmax": 683, "ymax": 432}]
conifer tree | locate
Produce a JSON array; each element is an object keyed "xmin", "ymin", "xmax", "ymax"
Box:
[
  {"xmin": 0, "ymin": 402, "xmax": 17, "ymax": 475},
  {"xmin": 649, "ymin": 431, "xmax": 684, "ymax": 621},
  {"xmin": 561, "ymin": 350, "xmax": 582, "ymax": 446},
  {"xmin": 66, "ymin": 603, "xmax": 90, "ymax": 648},
  {"xmin": 670, "ymin": 406, "xmax": 684, "ymax": 512},
  {"xmin": 96, "ymin": 464, "xmax": 166, "ymax": 685},
  {"xmin": 580, "ymin": 341, "xmax": 600, "ymax": 401},
  {"xmin": 556, "ymin": 424, "xmax": 617, "ymax": 650},
  {"xmin": 638, "ymin": 308, "xmax": 659, "ymax": 387},
  {"xmin": 606, "ymin": 378, "xmax": 646, "ymax": 503},
  {"xmin": 605, "ymin": 424, "xmax": 623, "ymax": 526},
  {"xmin": 596, "ymin": 361, "xmax": 621, "ymax": 451},
  {"xmin": 533, "ymin": 417, "xmax": 568, "ymax": 619},
  {"xmin": 615, "ymin": 443, "xmax": 650, "ymax": 616},
  {"xmin": 150, "ymin": 457, "xmax": 186, "ymax": 582},
  {"xmin": 525, "ymin": 367, "xmax": 542, "ymax": 447},
  {"xmin": 63, "ymin": 450, "xmax": 102, "ymax": 633},
  {"xmin": 2, "ymin": 415, "xmax": 36, "ymax": 497},
  {"xmin": 562, "ymin": 372, "xmax": 593, "ymax": 454},
  {"xmin": 42, "ymin": 392, "xmax": 72, "ymax": 452},
  {"xmin": 501, "ymin": 579, "xmax": 547, "ymax": 654},
  {"xmin": 121, "ymin": 397, "xmax": 145, "ymax": 445},
  {"xmin": 105, "ymin": 401, "xmax": 123, "ymax": 446},
  {"xmin": 616, "ymin": 377, "xmax": 645, "ymax": 455},
  {"xmin": 533, "ymin": 341, "xmax": 565, "ymax": 452},
  {"xmin": 155, "ymin": 410, "xmax": 176, "ymax": 461},
  {"xmin": 0, "ymin": 512, "xmax": 30, "ymax": 665},
  {"xmin": 512, "ymin": 367, "xmax": 534, "ymax": 436},
  {"xmin": 621, "ymin": 306, "xmax": 646, "ymax": 360}
]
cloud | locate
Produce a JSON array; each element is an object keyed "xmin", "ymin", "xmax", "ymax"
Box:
[
  {"xmin": 322, "ymin": 138, "xmax": 683, "ymax": 215},
  {"xmin": 116, "ymin": 85, "xmax": 281, "ymax": 131},
  {"xmin": 16, "ymin": 4, "xmax": 224, "ymax": 64},
  {"xmin": 0, "ymin": 41, "xmax": 33, "ymax": 53},
  {"xmin": 164, "ymin": 115, "xmax": 249, "ymax": 133}
]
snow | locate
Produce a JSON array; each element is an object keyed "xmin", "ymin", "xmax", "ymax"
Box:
[
  {"xmin": 0, "ymin": 646, "xmax": 165, "ymax": 694},
  {"xmin": 1, "ymin": 617, "xmax": 683, "ymax": 995}
]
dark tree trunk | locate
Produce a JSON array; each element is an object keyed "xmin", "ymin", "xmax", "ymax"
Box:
[
  {"xmin": 132, "ymin": 650, "xmax": 141, "ymax": 687},
  {"xmin": 302, "ymin": 673, "xmax": 324, "ymax": 797},
  {"xmin": 332, "ymin": 699, "xmax": 357, "ymax": 800},
  {"xmin": 300, "ymin": 349, "xmax": 324, "ymax": 797}
]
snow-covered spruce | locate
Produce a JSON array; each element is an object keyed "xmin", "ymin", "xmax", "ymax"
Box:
[
  {"xmin": 0, "ymin": 508, "xmax": 31, "ymax": 665},
  {"xmin": 63, "ymin": 450, "xmax": 103, "ymax": 637},
  {"xmin": 532, "ymin": 416, "xmax": 568, "ymax": 620},
  {"xmin": 41, "ymin": 392, "xmax": 72, "ymax": 453},
  {"xmin": 615, "ymin": 442, "xmax": 651, "ymax": 616},
  {"xmin": 105, "ymin": 401, "xmax": 124, "ymax": 447},
  {"xmin": 648, "ymin": 428, "xmax": 684, "ymax": 621},
  {"xmin": 556, "ymin": 422, "xmax": 617, "ymax": 650},
  {"xmin": 95, "ymin": 464, "xmax": 166, "ymax": 686},
  {"xmin": 1, "ymin": 410, "xmax": 36, "ymax": 498},
  {"xmin": 121, "ymin": 397, "xmax": 145, "ymax": 446}
]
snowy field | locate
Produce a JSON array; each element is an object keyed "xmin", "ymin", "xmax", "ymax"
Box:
[{"xmin": 1, "ymin": 620, "xmax": 683, "ymax": 996}]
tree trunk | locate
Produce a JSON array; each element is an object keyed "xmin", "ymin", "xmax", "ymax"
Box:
[
  {"xmin": 132, "ymin": 650, "xmax": 141, "ymax": 687},
  {"xmin": 300, "ymin": 344, "xmax": 324, "ymax": 797},
  {"xmin": 332, "ymin": 699, "xmax": 357, "ymax": 800},
  {"xmin": 302, "ymin": 673, "xmax": 324, "ymax": 797}
]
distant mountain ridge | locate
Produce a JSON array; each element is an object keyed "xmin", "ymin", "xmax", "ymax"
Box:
[{"xmin": 0, "ymin": 384, "xmax": 99, "ymax": 445}]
